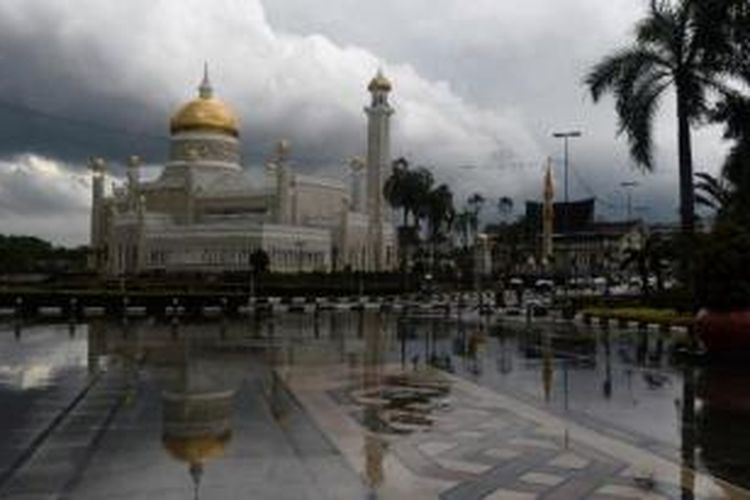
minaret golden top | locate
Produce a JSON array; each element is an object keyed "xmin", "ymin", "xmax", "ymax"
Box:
[{"xmin": 368, "ymin": 68, "xmax": 392, "ymax": 92}]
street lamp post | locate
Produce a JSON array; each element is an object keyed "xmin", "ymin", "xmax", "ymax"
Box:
[
  {"xmin": 552, "ymin": 130, "xmax": 582, "ymax": 294},
  {"xmin": 620, "ymin": 181, "xmax": 639, "ymax": 221},
  {"xmin": 552, "ymin": 131, "xmax": 582, "ymax": 210}
]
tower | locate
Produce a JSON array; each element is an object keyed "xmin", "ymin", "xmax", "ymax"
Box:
[
  {"xmin": 365, "ymin": 69, "xmax": 394, "ymax": 271},
  {"xmin": 542, "ymin": 158, "xmax": 555, "ymax": 266},
  {"xmin": 89, "ymin": 157, "xmax": 107, "ymax": 272},
  {"xmin": 126, "ymin": 155, "xmax": 141, "ymax": 210},
  {"xmin": 272, "ymin": 140, "xmax": 292, "ymax": 224},
  {"xmin": 349, "ymin": 157, "xmax": 366, "ymax": 213}
]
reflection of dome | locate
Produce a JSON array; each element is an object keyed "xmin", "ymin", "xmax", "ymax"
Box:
[
  {"xmin": 170, "ymin": 67, "xmax": 239, "ymax": 137},
  {"xmin": 161, "ymin": 387, "xmax": 234, "ymax": 500},
  {"xmin": 163, "ymin": 432, "xmax": 231, "ymax": 464},
  {"xmin": 368, "ymin": 69, "xmax": 392, "ymax": 92},
  {"xmin": 161, "ymin": 388, "xmax": 234, "ymax": 464}
]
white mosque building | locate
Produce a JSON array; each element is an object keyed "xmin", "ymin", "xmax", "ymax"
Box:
[{"xmin": 89, "ymin": 68, "xmax": 397, "ymax": 275}]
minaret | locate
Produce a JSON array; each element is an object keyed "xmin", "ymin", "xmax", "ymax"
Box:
[
  {"xmin": 365, "ymin": 69, "xmax": 394, "ymax": 271},
  {"xmin": 349, "ymin": 157, "xmax": 365, "ymax": 213},
  {"xmin": 542, "ymin": 158, "xmax": 555, "ymax": 266},
  {"xmin": 89, "ymin": 157, "xmax": 107, "ymax": 272},
  {"xmin": 127, "ymin": 155, "xmax": 141, "ymax": 210},
  {"xmin": 274, "ymin": 140, "xmax": 292, "ymax": 224}
]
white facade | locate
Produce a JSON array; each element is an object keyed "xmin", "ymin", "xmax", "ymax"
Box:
[{"xmin": 90, "ymin": 70, "xmax": 398, "ymax": 275}]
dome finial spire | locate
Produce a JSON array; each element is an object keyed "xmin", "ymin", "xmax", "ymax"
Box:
[
  {"xmin": 368, "ymin": 66, "xmax": 392, "ymax": 93},
  {"xmin": 199, "ymin": 62, "xmax": 213, "ymax": 99}
]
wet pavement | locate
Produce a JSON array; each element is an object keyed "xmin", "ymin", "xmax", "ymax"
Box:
[{"xmin": 0, "ymin": 312, "xmax": 748, "ymax": 499}]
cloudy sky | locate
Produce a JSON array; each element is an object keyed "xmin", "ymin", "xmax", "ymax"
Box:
[{"xmin": 0, "ymin": 0, "xmax": 730, "ymax": 245}]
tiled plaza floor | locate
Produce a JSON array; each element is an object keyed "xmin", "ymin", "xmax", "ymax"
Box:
[{"xmin": 284, "ymin": 363, "xmax": 750, "ymax": 499}]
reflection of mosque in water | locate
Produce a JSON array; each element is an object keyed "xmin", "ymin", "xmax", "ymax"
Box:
[
  {"xmin": 84, "ymin": 312, "xmax": 457, "ymax": 498},
  {"xmin": 79, "ymin": 313, "xmax": 750, "ymax": 496},
  {"xmin": 84, "ymin": 312, "xmax": 402, "ymax": 496},
  {"xmin": 88, "ymin": 319, "xmax": 249, "ymax": 498}
]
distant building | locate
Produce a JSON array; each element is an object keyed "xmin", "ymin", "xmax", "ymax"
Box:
[
  {"xmin": 89, "ymin": 68, "xmax": 397, "ymax": 275},
  {"xmin": 485, "ymin": 187, "xmax": 644, "ymax": 279},
  {"xmin": 524, "ymin": 198, "xmax": 643, "ymax": 277}
]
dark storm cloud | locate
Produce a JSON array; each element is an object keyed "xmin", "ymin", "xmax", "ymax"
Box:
[{"xmin": 0, "ymin": 0, "xmax": 731, "ymax": 243}]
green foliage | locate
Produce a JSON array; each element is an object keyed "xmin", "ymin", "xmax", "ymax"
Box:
[
  {"xmin": 695, "ymin": 222, "xmax": 750, "ymax": 310},
  {"xmin": 620, "ymin": 233, "xmax": 673, "ymax": 295},
  {"xmin": 249, "ymin": 248, "xmax": 270, "ymax": 274},
  {"xmin": 581, "ymin": 306, "xmax": 693, "ymax": 327},
  {"xmin": 584, "ymin": 0, "xmax": 740, "ymax": 234},
  {"xmin": 497, "ymin": 197, "xmax": 513, "ymax": 220},
  {"xmin": 0, "ymin": 235, "xmax": 87, "ymax": 273},
  {"xmin": 383, "ymin": 158, "xmax": 456, "ymax": 248},
  {"xmin": 383, "ymin": 157, "xmax": 434, "ymax": 228},
  {"xmin": 420, "ymin": 183, "xmax": 455, "ymax": 243}
]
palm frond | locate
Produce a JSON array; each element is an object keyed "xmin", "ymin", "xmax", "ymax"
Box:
[{"xmin": 616, "ymin": 75, "xmax": 670, "ymax": 170}]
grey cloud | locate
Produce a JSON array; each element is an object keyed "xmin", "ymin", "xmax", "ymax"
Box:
[{"xmin": 0, "ymin": 0, "xmax": 733, "ymax": 245}]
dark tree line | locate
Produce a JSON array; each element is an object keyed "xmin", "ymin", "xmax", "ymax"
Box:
[{"xmin": 0, "ymin": 235, "xmax": 87, "ymax": 274}]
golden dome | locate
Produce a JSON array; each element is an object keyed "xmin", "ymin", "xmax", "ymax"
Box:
[
  {"xmin": 170, "ymin": 67, "xmax": 239, "ymax": 137},
  {"xmin": 368, "ymin": 69, "xmax": 392, "ymax": 92}
]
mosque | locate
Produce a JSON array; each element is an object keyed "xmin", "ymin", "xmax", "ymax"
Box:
[{"xmin": 89, "ymin": 67, "xmax": 398, "ymax": 275}]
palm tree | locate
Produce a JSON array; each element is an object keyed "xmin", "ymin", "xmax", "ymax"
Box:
[
  {"xmin": 497, "ymin": 196, "xmax": 514, "ymax": 222},
  {"xmin": 466, "ymin": 192, "xmax": 485, "ymax": 239},
  {"xmin": 423, "ymin": 184, "xmax": 455, "ymax": 243},
  {"xmin": 585, "ymin": 0, "xmax": 730, "ymax": 238},
  {"xmin": 383, "ymin": 158, "xmax": 434, "ymax": 229},
  {"xmin": 383, "ymin": 157, "xmax": 410, "ymax": 227},
  {"xmin": 695, "ymin": 171, "xmax": 732, "ymax": 212},
  {"xmin": 621, "ymin": 233, "xmax": 671, "ymax": 295},
  {"xmin": 454, "ymin": 210, "xmax": 472, "ymax": 249}
]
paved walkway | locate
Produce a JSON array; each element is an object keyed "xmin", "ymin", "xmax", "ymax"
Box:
[{"xmin": 284, "ymin": 363, "xmax": 750, "ymax": 499}]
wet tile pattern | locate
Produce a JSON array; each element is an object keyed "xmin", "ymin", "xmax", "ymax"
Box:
[{"xmin": 288, "ymin": 364, "xmax": 748, "ymax": 500}]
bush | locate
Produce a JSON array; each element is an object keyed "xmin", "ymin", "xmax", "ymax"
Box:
[{"xmin": 695, "ymin": 222, "xmax": 750, "ymax": 311}]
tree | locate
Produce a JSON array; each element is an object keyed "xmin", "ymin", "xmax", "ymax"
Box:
[
  {"xmin": 695, "ymin": 171, "xmax": 732, "ymax": 213},
  {"xmin": 585, "ymin": 0, "xmax": 731, "ymax": 239},
  {"xmin": 383, "ymin": 158, "xmax": 434, "ymax": 229},
  {"xmin": 249, "ymin": 248, "xmax": 270, "ymax": 274},
  {"xmin": 454, "ymin": 210, "xmax": 472, "ymax": 249},
  {"xmin": 497, "ymin": 196, "xmax": 513, "ymax": 222},
  {"xmin": 383, "ymin": 157, "xmax": 410, "ymax": 227},
  {"xmin": 620, "ymin": 233, "xmax": 671, "ymax": 295},
  {"xmin": 466, "ymin": 192, "xmax": 485, "ymax": 239},
  {"xmin": 421, "ymin": 184, "xmax": 455, "ymax": 243}
]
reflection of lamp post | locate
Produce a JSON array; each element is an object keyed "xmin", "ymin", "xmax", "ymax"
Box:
[{"xmin": 475, "ymin": 234, "xmax": 489, "ymax": 312}]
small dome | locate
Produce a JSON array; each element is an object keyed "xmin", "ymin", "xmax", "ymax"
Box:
[
  {"xmin": 368, "ymin": 69, "xmax": 392, "ymax": 92},
  {"xmin": 170, "ymin": 67, "xmax": 239, "ymax": 137}
]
